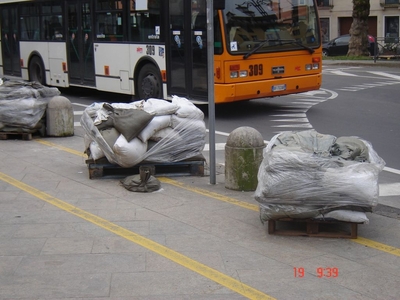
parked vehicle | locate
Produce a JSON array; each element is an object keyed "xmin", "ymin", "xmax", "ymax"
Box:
[{"xmin": 322, "ymin": 34, "xmax": 375, "ymax": 56}]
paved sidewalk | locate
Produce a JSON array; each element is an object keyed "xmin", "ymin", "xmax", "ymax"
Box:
[
  {"xmin": 323, "ymin": 57, "xmax": 400, "ymax": 67},
  {"xmin": 1, "ymin": 59, "xmax": 399, "ymax": 299},
  {"xmin": 0, "ymin": 126, "xmax": 399, "ymax": 299}
]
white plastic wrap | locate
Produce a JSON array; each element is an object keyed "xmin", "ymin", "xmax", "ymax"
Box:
[
  {"xmin": 0, "ymin": 80, "xmax": 60, "ymax": 129},
  {"xmin": 80, "ymin": 97, "xmax": 206, "ymax": 168},
  {"xmin": 254, "ymin": 130, "xmax": 385, "ymax": 221}
]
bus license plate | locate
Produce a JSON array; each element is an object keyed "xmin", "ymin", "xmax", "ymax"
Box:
[{"xmin": 272, "ymin": 84, "xmax": 286, "ymax": 92}]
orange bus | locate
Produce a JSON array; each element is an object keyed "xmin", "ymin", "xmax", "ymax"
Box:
[{"xmin": 0, "ymin": 0, "xmax": 322, "ymax": 104}]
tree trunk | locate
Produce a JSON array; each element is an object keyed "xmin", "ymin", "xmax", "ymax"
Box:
[{"xmin": 348, "ymin": 0, "xmax": 370, "ymax": 56}]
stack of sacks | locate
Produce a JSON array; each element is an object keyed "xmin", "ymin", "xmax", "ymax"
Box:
[
  {"xmin": 80, "ymin": 96, "xmax": 206, "ymax": 168},
  {"xmin": 254, "ymin": 129, "xmax": 386, "ymax": 224},
  {"xmin": 0, "ymin": 80, "xmax": 60, "ymax": 132}
]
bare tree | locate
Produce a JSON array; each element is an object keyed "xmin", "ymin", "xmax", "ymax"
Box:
[{"xmin": 348, "ymin": 0, "xmax": 370, "ymax": 56}]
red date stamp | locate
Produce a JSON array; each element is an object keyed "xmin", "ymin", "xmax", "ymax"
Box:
[{"xmin": 294, "ymin": 267, "xmax": 339, "ymax": 278}]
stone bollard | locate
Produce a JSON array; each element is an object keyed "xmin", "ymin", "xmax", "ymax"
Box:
[
  {"xmin": 46, "ymin": 96, "xmax": 74, "ymax": 137},
  {"xmin": 225, "ymin": 126, "xmax": 265, "ymax": 191}
]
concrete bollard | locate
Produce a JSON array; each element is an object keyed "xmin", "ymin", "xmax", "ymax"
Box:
[
  {"xmin": 225, "ymin": 126, "xmax": 265, "ymax": 191},
  {"xmin": 46, "ymin": 96, "xmax": 74, "ymax": 137}
]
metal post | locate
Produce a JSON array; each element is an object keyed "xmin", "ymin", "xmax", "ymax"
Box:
[{"xmin": 206, "ymin": 0, "xmax": 216, "ymax": 184}]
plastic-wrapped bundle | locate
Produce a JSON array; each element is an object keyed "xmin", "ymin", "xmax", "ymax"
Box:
[
  {"xmin": 80, "ymin": 97, "xmax": 206, "ymax": 168},
  {"xmin": 254, "ymin": 130, "xmax": 385, "ymax": 221},
  {"xmin": 0, "ymin": 80, "xmax": 60, "ymax": 129}
]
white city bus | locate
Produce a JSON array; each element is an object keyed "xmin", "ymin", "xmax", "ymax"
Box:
[{"xmin": 0, "ymin": 0, "xmax": 322, "ymax": 103}]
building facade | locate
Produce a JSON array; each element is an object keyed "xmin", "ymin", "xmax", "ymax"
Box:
[{"xmin": 317, "ymin": 0, "xmax": 400, "ymax": 43}]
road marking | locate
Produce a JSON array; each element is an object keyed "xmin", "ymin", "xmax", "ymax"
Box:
[
  {"xmin": 384, "ymin": 167, "xmax": 400, "ymax": 175},
  {"xmin": 30, "ymin": 140, "xmax": 400, "ymax": 258},
  {"xmin": 72, "ymin": 102, "xmax": 90, "ymax": 107},
  {"xmin": 0, "ymin": 171, "xmax": 274, "ymax": 300},
  {"xmin": 353, "ymin": 237, "xmax": 400, "ymax": 256},
  {"xmin": 337, "ymin": 80, "xmax": 400, "ymax": 92},
  {"xmin": 35, "ymin": 139, "xmax": 86, "ymax": 158},
  {"xmin": 379, "ymin": 183, "xmax": 400, "ymax": 197},
  {"xmin": 160, "ymin": 177, "xmax": 259, "ymax": 211},
  {"xmin": 271, "ymin": 118, "xmax": 309, "ymax": 122},
  {"xmin": 203, "ymin": 143, "xmax": 226, "ymax": 151},
  {"xmin": 328, "ymin": 70, "xmax": 358, "ymax": 76},
  {"xmin": 160, "ymin": 177, "xmax": 400, "ymax": 258},
  {"xmin": 272, "ymin": 123, "xmax": 313, "ymax": 128},
  {"xmin": 368, "ymin": 71, "xmax": 400, "ymax": 80},
  {"xmin": 271, "ymin": 113, "xmax": 307, "ymax": 117}
]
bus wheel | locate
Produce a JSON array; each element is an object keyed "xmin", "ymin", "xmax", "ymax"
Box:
[
  {"xmin": 28, "ymin": 56, "xmax": 46, "ymax": 85},
  {"xmin": 137, "ymin": 64, "xmax": 162, "ymax": 99}
]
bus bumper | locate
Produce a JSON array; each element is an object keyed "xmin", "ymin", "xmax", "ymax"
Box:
[{"xmin": 214, "ymin": 73, "xmax": 322, "ymax": 104}]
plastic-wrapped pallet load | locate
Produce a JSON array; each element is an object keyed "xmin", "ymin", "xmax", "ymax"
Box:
[
  {"xmin": 0, "ymin": 80, "xmax": 60, "ymax": 131},
  {"xmin": 80, "ymin": 96, "xmax": 206, "ymax": 168},
  {"xmin": 254, "ymin": 130, "xmax": 386, "ymax": 223}
]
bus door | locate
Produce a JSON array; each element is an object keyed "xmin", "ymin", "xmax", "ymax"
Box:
[
  {"xmin": 67, "ymin": 1, "xmax": 95, "ymax": 86},
  {"xmin": 167, "ymin": 0, "xmax": 208, "ymax": 101},
  {"xmin": 1, "ymin": 6, "xmax": 21, "ymax": 77}
]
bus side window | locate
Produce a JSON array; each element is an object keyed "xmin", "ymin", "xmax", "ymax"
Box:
[
  {"xmin": 193, "ymin": 15, "xmax": 206, "ymax": 30},
  {"xmin": 130, "ymin": 14, "xmax": 140, "ymax": 41},
  {"xmin": 171, "ymin": 16, "xmax": 184, "ymax": 30},
  {"xmin": 50, "ymin": 16, "xmax": 63, "ymax": 40}
]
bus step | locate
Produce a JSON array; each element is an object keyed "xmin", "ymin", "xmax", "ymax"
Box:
[
  {"xmin": 86, "ymin": 155, "xmax": 206, "ymax": 179},
  {"xmin": 267, "ymin": 218, "xmax": 361, "ymax": 239}
]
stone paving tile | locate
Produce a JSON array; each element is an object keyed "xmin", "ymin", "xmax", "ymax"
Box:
[
  {"xmin": 0, "ymin": 238, "xmax": 46, "ymax": 256},
  {"xmin": 1, "ymin": 133, "xmax": 400, "ymax": 299},
  {"xmin": 0, "ymin": 256, "xmax": 24, "ymax": 276},
  {"xmin": 14, "ymin": 253, "xmax": 146, "ymax": 275},
  {"xmin": 110, "ymin": 271, "xmax": 235, "ymax": 298},
  {"xmin": 335, "ymin": 267, "xmax": 400, "ymax": 300},
  {"xmin": 91, "ymin": 236, "xmax": 150, "ymax": 254},
  {"xmin": 0, "ymin": 273, "xmax": 111, "ymax": 298},
  {"xmin": 40, "ymin": 237, "xmax": 94, "ymax": 254},
  {"xmin": 54, "ymin": 222, "xmax": 116, "ymax": 238},
  {"xmin": 12, "ymin": 223, "xmax": 61, "ymax": 238},
  {"xmin": 359, "ymin": 252, "xmax": 400, "ymax": 278},
  {"xmin": 0, "ymin": 192, "xmax": 46, "ymax": 210}
]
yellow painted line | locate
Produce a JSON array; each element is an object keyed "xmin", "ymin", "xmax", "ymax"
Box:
[
  {"xmin": 32, "ymin": 140, "xmax": 400, "ymax": 258},
  {"xmin": 35, "ymin": 139, "xmax": 86, "ymax": 158},
  {"xmin": 0, "ymin": 171, "xmax": 275, "ymax": 300},
  {"xmin": 159, "ymin": 177, "xmax": 400, "ymax": 257},
  {"xmin": 353, "ymin": 237, "xmax": 400, "ymax": 257},
  {"xmin": 159, "ymin": 177, "xmax": 259, "ymax": 211}
]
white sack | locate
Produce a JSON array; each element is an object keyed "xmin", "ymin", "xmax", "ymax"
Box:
[
  {"xmin": 113, "ymin": 135, "xmax": 148, "ymax": 168},
  {"xmin": 138, "ymin": 115, "xmax": 171, "ymax": 142}
]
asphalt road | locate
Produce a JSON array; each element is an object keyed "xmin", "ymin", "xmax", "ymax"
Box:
[{"xmin": 68, "ymin": 61, "xmax": 400, "ymax": 171}]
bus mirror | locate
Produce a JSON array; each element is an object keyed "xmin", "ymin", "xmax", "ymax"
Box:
[{"xmin": 214, "ymin": 0, "xmax": 225, "ymax": 10}]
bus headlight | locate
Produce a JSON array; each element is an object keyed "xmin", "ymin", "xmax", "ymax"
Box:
[
  {"xmin": 239, "ymin": 70, "xmax": 248, "ymax": 77},
  {"xmin": 305, "ymin": 64, "xmax": 312, "ymax": 71},
  {"xmin": 312, "ymin": 63, "xmax": 319, "ymax": 70},
  {"xmin": 230, "ymin": 71, "xmax": 239, "ymax": 78}
]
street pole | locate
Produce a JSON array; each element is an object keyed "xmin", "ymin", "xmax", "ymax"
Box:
[{"xmin": 206, "ymin": 0, "xmax": 216, "ymax": 184}]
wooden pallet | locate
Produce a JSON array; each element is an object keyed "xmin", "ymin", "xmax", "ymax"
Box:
[
  {"xmin": 86, "ymin": 155, "xmax": 205, "ymax": 179},
  {"xmin": 0, "ymin": 132, "xmax": 33, "ymax": 140},
  {"xmin": 268, "ymin": 218, "xmax": 361, "ymax": 239}
]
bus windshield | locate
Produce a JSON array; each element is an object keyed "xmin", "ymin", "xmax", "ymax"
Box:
[{"xmin": 223, "ymin": 0, "xmax": 320, "ymax": 55}]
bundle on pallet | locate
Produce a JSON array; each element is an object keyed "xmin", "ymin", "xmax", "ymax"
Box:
[
  {"xmin": 0, "ymin": 79, "xmax": 60, "ymax": 135},
  {"xmin": 254, "ymin": 130, "xmax": 386, "ymax": 225},
  {"xmin": 80, "ymin": 96, "xmax": 206, "ymax": 168}
]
